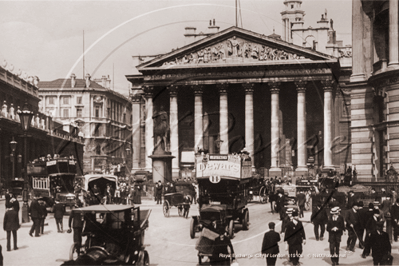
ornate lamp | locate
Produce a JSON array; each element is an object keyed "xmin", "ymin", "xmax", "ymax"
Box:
[{"xmin": 17, "ymin": 101, "xmax": 34, "ymax": 223}]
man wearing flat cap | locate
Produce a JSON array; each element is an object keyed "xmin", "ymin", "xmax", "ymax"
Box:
[
  {"xmin": 261, "ymin": 222, "xmax": 281, "ymax": 266},
  {"xmin": 284, "ymin": 210, "xmax": 306, "ymax": 266},
  {"xmin": 345, "ymin": 201, "xmax": 359, "ymax": 252},
  {"xmin": 327, "ymin": 207, "xmax": 345, "ymax": 266}
]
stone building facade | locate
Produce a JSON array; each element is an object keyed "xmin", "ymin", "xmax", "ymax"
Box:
[
  {"xmin": 348, "ymin": 0, "xmax": 399, "ymax": 182},
  {"xmin": 0, "ymin": 64, "xmax": 84, "ymax": 191},
  {"xmin": 38, "ymin": 74, "xmax": 132, "ymax": 175}
]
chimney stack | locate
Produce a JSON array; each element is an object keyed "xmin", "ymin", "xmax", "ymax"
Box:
[
  {"xmin": 70, "ymin": 73, "xmax": 76, "ymax": 88},
  {"xmin": 184, "ymin": 27, "xmax": 197, "ymax": 45},
  {"xmin": 85, "ymin": 73, "xmax": 91, "ymax": 88},
  {"xmin": 208, "ymin": 18, "xmax": 219, "ymax": 34},
  {"xmin": 101, "ymin": 75, "xmax": 107, "ymax": 88}
]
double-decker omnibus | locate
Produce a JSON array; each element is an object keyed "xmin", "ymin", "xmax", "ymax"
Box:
[{"xmin": 28, "ymin": 156, "xmax": 78, "ymax": 209}]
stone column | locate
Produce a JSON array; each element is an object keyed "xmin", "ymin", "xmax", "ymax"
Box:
[
  {"xmin": 218, "ymin": 83, "xmax": 229, "ymax": 154},
  {"xmin": 269, "ymin": 82, "xmax": 281, "ymax": 176},
  {"xmin": 169, "ymin": 85, "xmax": 179, "ymax": 178},
  {"xmin": 322, "ymin": 80, "xmax": 334, "ymax": 169},
  {"xmin": 243, "ymin": 83, "xmax": 255, "ymax": 170},
  {"xmin": 295, "ymin": 80, "xmax": 308, "ymax": 174},
  {"xmin": 131, "ymin": 93, "xmax": 142, "ymax": 172},
  {"xmin": 350, "ymin": 0, "xmax": 366, "ymax": 82},
  {"xmin": 193, "ymin": 85, "xmax": 204, "ymax": 150},
  {"xmin": 389, "ymin": 0, "xmax": 399, "ymax": 67},
  {"xmin": 143, "ymin": 86, "xmax": 154, "ymax": 172}
]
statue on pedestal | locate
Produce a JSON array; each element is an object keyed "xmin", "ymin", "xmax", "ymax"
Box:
[{"xmin": 153, "ymin": 105, "xmax": 170, "ymax": 154}]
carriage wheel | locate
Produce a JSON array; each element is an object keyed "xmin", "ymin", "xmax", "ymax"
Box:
[
  {"xmin": 242, "ymin": 210, "xmax": 249, "ymax": 230},
  {"xmin": 228, "ymin": 220, "xmax": 234, "ymax": 239},
  {"xmin": 69, "ymin": 243, "xmax": 79, "ymax": 261},
  {"xmin": 163, "ymin": 201, "xmax": 170, "ymax": 217},
  {"xmin": 190, "ymin": 218, "xmax": 196, "ymax": 239},
  {"xmin": 178, "ymin": 206, "xmax": 183, "ymax": 217},
  {"xmin": 259, "ymin": 187, "xmax": 267, "ymax": 204}
]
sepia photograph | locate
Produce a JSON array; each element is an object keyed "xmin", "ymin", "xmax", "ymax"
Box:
[{"xmin": 0, "ymin": 0, "xmax": 397, "ymax": 265}]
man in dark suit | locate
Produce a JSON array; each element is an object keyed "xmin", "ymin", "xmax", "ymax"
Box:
[
  {"xmin": 276, "ymin": 192, "xmax": 285, "ymax": 220},
  {"xmin": 28, "ymin": 196, "xmax": 42, "ymax": 237},
  {"xmin": 363, "ymin": 221, "xmax": 391, "ymax": 265},
  {"xmin": 296, "ymin": 191, "xmax": 306, "ymax": 218},
  {"xmin": 311, "ymin": 203, "xmax": 327, "ymax": 241},
  {"xmin": 356, "ymin": 201, "xmax": 367, "ymax": 248},
  {"xmin": 39, "ymin": 200, "xmax": 47, "ymax": 234},
  {"xmin": 327, "ymin": 207, "xmax": 345, "ymax": 266},
  {"xmin": 53, "ymin": 200, "xmax": 65, "ymax": 232},
  {"xmin": 391, "ymin": 198, "xmax": 399, "ymax": 241},
  {"xmin": 261, "ymin": 222, "xmax": 281, "ymax": 266},
  {"xmin": 68, "ymin": 205, "xmax": 84, "ymax": 255},
  {"xmin": 345, "ymin": 201, "xmax": 359, "ymax": 252},
  {"xmin": 281, "ymin": 208, "xmax": 293, "ymax": 234},
  {"xmin": 347, "ymin": 191, "xmax": 356, "ymax": 209},
  {"xmin": 362, "ymin": 208, "xmax": 382, "ymax": 258},
  {"xmin": 3, "ymin": 206, "xmax": 19, "ymax": 251},
  {"xmin": 155, "ymin": 180, "xmax": 163, "ymax": 204},
  {"xmin": 9, "ymin": 194, "xmax": 19, "ymax": 223},
  {"xmin": 284, "ymin": 210, "xmax": 306, "ymax": 266}
]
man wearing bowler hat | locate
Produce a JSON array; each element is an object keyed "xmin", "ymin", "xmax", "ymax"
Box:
[
  {"xmin": 362, "ymin": 208, "xmax": 382, "ymax": 258},
  {"xmin": 363, "ymin": 221, "xmax": 391, "ymax": 265},
  {"xmin": 284, "ymin": 210, "xmax": 306, "ymax": 266},
  {"xmin": 327, "ymin": 207, "xmax": 344, "ymax": 266}
]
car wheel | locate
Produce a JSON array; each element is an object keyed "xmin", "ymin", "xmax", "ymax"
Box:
[
  {"xmin": 242, "ymin": 210, "xmax": 249, "ymax": 230},
  {"xmin": 69, "ymin": 243, "xmax": 79, "ymax": 261},
  {"xmin": 228, "ymin": 220, "xmax": 234, "ymax": 238},
  {"xmin": 190, "ymin": 218, "xmax": 196, "ymax": 239}
]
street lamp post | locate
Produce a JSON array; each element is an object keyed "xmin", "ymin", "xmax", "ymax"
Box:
[
  {"xmin": 18, "ymin": 101, "xmax": 34, "ymax": 223},
  {"xmin": 10, "ymin": 137, "xmax": 17, "ymax": 188}
]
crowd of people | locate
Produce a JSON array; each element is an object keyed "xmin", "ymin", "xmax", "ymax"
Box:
[
  {"xmin": 260, "ymin": 185, "xmax": 396, "ymax": 266},
  {"xmin": 75, "ymin": 182, "xmax": 143, "ymax": 206}
]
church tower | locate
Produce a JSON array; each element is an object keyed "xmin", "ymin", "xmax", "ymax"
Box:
[{"xmin": 280, "ymin": 0, "xmax": 305, "ymax": 43}]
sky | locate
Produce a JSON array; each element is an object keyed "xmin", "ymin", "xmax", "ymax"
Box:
[{"xmin": 0, "ymin": 0, "xmax": 352, "ymax": 97}]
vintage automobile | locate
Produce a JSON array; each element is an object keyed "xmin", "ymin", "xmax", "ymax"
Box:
[
  {"xmin": 63, "ymin": 205, "xmax": 151, "ymax": 266},
  {"xmin": 163, "ymin": 181, "xmax": 196, "ymax": 217},
  {"xmin": 190, "ymin": 153, "xmax": 253, "ymax": 239},
  {"xmin": 83, "ymin": 174, "xmax": 119, "ymax": 205}
]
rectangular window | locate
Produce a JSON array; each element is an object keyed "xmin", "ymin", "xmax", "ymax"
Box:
[
  {"xmin": 77, "ymin": 97, "xmax": 82, "ymax": 104},
  {"xmin": 123, "ymin": 113, "xmax": 126, "ymax": 123},
  {"xmin": 48, "ymin": 97, "xmax": 55, "ymax": 105},
  {"xmin": 95, "ymin": 106, "xmax": 100, "ymax": 118},
  {"xmin": 63, "ymin": 108, "xmax": 69, "ymax": 118},
  {"xmin": 76, "ymin": 108, "xmax": 83, "ymax": 118},
  {"xmin": 62, "ymin": 97, "xmax": 70, "ymax": 105},
  {"xmin": 94, "ymin": 124, "xmax": 100, "ymax": 137}
]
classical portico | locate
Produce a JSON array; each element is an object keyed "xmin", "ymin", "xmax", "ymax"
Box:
[{"xmin": 127, "ymin": 26, "xmax": 340, "ymax": 178}]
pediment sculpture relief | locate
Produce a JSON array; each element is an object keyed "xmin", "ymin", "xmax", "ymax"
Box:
[{"xmin": 162, "ymin": 36, "xmax": 306, "ymax": 66}]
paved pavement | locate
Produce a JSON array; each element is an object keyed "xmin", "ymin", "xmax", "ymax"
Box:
[{"xmin": 1, "ymin": 197, "xmax": 399, "ymax": 265}]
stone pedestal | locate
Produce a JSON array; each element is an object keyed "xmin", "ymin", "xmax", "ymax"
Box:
[
  {"xmin": 269, "ymin": 168, "xmax": 282, "ymax": 178},
  {"xmin": 149, "ymin": 151, "xmax": 175, "ymax": 184},
  {"xmin": 295, "ymin": 167, "xmax": 308, "ymax": 178}
]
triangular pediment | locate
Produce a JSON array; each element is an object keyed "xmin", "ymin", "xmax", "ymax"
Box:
[{"xmin": 137, "ymin": 26, "xmax": 336, "ymax": 70}]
